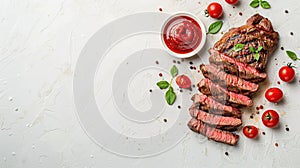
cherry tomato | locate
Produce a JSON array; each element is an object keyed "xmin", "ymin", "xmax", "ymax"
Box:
[
  {"xmin": 262, "ymin": 110, "xmax": 280, "ymax": 128},
  {"xmin": 176, "ymin": 75, "xmax": 191, "ymax": 88},
  {"xmin": 225, "ymin": 0, "xmax": 239, "ymax": 5},
  {"xmin": 207, "ymin": 2, "xmax": 223, "ymax": 19},
  {"xmin": 265, "ymin": 87, "xmax": 283, "ymax": 103},
  {"xmin": 243, "ymin": 125, "xmax": 259, "ymax": 139},
  {"xmin": 279, "ymin": 63, "xmax": 295, "ymax": 82}
]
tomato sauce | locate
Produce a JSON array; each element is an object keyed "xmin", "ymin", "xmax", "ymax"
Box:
[{"xmin": 163, "ymin": 16, "xmax": 202, "ymax": 54}]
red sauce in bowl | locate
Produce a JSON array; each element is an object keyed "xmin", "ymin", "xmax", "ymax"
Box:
[{"xmin": 162, "ymin": 15, "xmax": 202, "ymax": 54}]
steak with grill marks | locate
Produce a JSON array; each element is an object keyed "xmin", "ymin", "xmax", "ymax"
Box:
[
  {"xmin": 209, "ymin": 49, "xmax": 267, "ymax": 82},
  {"xmin": 188, "ymin": 118, "xmax": 239, "ymax": 145},
  {"xmin": 213, "ymin": 14, "xmax": 279, "ymax": 71},
  {"xmin": 198, "ymin": 78, "xmax": 253, "ymax": 107},
  {"xmin": 200, "ymin": 64, "xmax": 259, "ymax": 95},
  {"xmin": 189, "ymin": 108, "xmax": 242, "ymax": 131},
  {"xmin": 187, "ymin": 14, "xmax": 278, "ymax": 146},
  {"xmin": 191, "ymin": 94, "xmax": 242, "ymax": 118}
]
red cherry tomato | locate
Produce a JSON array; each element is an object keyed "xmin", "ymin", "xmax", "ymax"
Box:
[
  {"xmin": 243, "ymin": 125, "xmax": 259, "ymax": 139},
  {"xmin": 279, "ymin": 64, "xmax": 295, "ymax": 82},
  {"xmin": 176, "ymin": 75, "xmax": 191, "ymax": 88},
  {"xmin": 262, "ymin": 110, "xmax": 280, "ymax": 128},
  {"xmin": 207, "ymin": 2, "xmax": 223, "ymax": 19},
  {"xmin": 265, "ymin": 87, "xmax": 283, "ymax": 103},
  {"xmin": 225, "ymin": 0, "xmax": 239, "ymax": 5}
]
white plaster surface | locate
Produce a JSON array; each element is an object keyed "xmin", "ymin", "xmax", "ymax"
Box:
[{"xmin": 0, "ymin": 0, "xmax": 300, "ymax": 167}]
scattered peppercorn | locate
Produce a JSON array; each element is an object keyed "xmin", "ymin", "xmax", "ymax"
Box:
[{"xmin": 259, "ymin": 105, "xmax": 264, "ymax": 110}]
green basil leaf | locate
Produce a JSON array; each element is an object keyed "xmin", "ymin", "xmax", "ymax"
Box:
[
  {"xmin": 233, "ymin": 44, "xmax": 245, "ymax": 52},
  {"xmin": 249, "ymin": 46, "xmax": 256, "ymax": 53},
  {"xmin": 261, "ymin": 1, "xmax": 271, "ymax": 9},
  {"xmin": 165, "ymin": 87, "xmax": 176, "ymax": 105},
  {"xmin": 207, "ymin": 21, "xmax": 223, "ymax": 34},
  {"xmin": 170, "ymin": 65, "xmax": 178, "ymax": 77},
  {"xmin": 250, "ymin": 0, "xmax": 259, "ymax": 8},
  {"xmin": 257, "ymin": 46, "xmax": 263, "ymax": 52},
  {"xmin": 286, "ymin": 50, "xmax": 298, "ymax": 61},
  {"xmin": 254, "ymin": 53, "xmax": 260, "ymax": 61},
  {"xmin": 156, "ymin": 81, "xmax": 169, "ymax": 89}
]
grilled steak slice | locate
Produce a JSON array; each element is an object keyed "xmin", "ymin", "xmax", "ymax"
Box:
[
  {"xmin": 200, "ymin": 64, "xmax": 259, "ymax": 95},
  {"xmin": 189, "ymin": 108, "xmax": 242, "ymax": 131},
  {"xmin": 213, "ymin": 14, "xmax": 279, "ymax": 71},
  {"xmin": 188, "ymin": 118, "xmax": 239, "ymax": 145},
  {"xmin": 191, "ymin": 94, "xmax": 242, "ymax": 118},
  {"xmin": 198, "ymin": 78, "xmax": 253, "ymax": 107},
  {"xmin": 209, "ymin": 48, "xmax": 267, "ymax": 83}
]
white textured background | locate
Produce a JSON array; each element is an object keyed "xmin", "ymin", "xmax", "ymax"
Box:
[{"xmin": 1, "ymin": 0, "xmax": 300, "ymax": 168}]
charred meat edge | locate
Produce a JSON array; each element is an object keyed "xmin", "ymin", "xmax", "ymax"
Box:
[
  {"xmin": 213, "ymin": 14, "xmax": 279, "ymax": 71},
  {"xmin": 198, "ymin": 78, "xmax": 253, "ymax": 107},
  {"xmin": 200, "ymin": 64, "xmax": 259, "ymax": 95},
  {"xmin": 189, "ymin": 107, "xmax": 242, "ymax": 131},
  {"xmin": 188, "ymin": 118, "xmax": 239, "ymax": 145},
  {"xmin": 191, "ymin": 93, "xmax": 242, "ymax": 118},
  {"xmin": 209, "ymin": 48, "xmax": 267, "ymax": 83}
]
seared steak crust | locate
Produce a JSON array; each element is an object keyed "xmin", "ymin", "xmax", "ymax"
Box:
[
  {"xmin": 188, "ymin": 14, "xmax": 278, "ymax": 146},
  {"xmin": 189, "ymin": 108, "xmax": 242, "ymax": 131},
  {"xmin": 191, "ymin": 94, "xmax": 242, "ymax": 118},
  {"xmin": 200, "ymin": 64, "xmax": 259, "ymax": 95},
  {"xmin": 198, "ymin": 78, "xmax": 253, "ymax": 107},
  {"xmin": 188, "ymin": 118, "xmax": 239, "ymax": 145},
  {"xmin": 209, "ymin": 48, "xmax": 267, "ymax": 83},
  {"xmin": 213, "ymin": 14, "xmax": 279, "ymax": 71}
]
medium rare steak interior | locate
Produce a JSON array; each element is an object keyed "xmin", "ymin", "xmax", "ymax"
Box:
[{"xmin": 188, "ymin": 14, "xmax": 279, "ymax": 145}]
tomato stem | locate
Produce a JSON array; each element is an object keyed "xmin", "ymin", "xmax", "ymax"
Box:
[
  {"xmin": 287, "ymin": 62, "xmax": 296, "ymax": 68},
  {"xmin": 265, "ymin": 112, "xmax": 272, "ymax": 120}
]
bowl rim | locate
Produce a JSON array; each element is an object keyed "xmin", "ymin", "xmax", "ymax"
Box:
[{"xmin": 161, "ymin": 11, "xmax": 206, "ymax": 58}]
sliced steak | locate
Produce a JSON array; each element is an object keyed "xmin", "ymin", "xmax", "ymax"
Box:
[
  {"xmin": 198, "ymin": 78, "xmax": 253, "ymax": 107},
  {"xmin": 200, "ymin": 64, "xmax": 259, "ymax": 95},
  {"xmin": 188, "ymin": 118, "xmax": 239, "ymax": 145},
  {"xmin": 189, "ymin": 108, "xmax": 242, "ymax": 131},
  {"xmin": 213, "ymin": 14, "xmax": 279, "ymax": 71},
  {"xmin": 209, "ymin": 48, "xmax": 267, "ymax": 82},
  {"xmin": 191, "ymin": 94, "xmax": 242, "ymax": 118}
]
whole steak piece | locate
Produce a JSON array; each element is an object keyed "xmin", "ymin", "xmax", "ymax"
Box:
[{"xmin": 213, "ymin": 14, "xmax": 279, "ymax": 71}]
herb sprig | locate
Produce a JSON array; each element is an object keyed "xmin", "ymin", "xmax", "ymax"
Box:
[
  {"xmin": 250, "ymin": 0, "xmax": 271, "ymax": 9},
  {"xmin": 207, "ymin": 21, "xmax": 223, "ymax": 35},
  {"xmin": 286, "ymin": 50, "xmax": 300, "ymax": 61},
  {"xmin": 250, "ymin": 46, "xmax": 263, "ymax": 61},
  {"xmin": 156, "ymin": 65, "xmax": 178, "ymax": 105},
  {"xmin": 233, "ymin": 44, "xmax": 245, "ymax": 52}
]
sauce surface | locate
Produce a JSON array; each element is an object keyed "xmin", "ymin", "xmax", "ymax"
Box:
[{"xmin": 163, "ymin": 15, "xmax": 202, "ymax": 54}]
